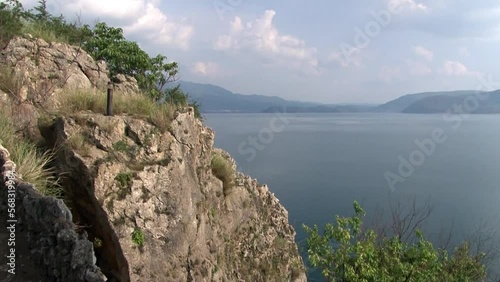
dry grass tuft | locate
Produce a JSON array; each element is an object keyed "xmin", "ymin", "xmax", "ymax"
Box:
[
  {"xmin": 58, "ymin": 90, "xmax": 175, "ymax": 132},
  {"xmin": 211, "ymin": 150, "xmax": 235, "ymax": 196},
  {"xmin": 0, "ymin": 105, "xmax": 61, "ymax": 197}
]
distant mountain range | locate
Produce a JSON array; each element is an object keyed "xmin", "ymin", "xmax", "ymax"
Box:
[
  {"xmin": 175, "ymin": 81, "xmax": 500, "ymax": 114},
  {"xmin": 377, "ymin": 90, "xmax": 500, "ymax": 113}
]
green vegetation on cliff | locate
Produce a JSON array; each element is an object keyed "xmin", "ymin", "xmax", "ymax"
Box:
[
  {"xmin": 211, "ymin": 150, "xmax": 235, "ymax": 195},
  {"xmin": 0, "ymin": 0, "xmax": 200, "ymax": 114},
  {"xmin": 1, "ymin": 1, "xmax": 489, "ymax": 281},
  {"xmin": 304, "ymin": 202, "xmax": 486, "ymax": 281}
]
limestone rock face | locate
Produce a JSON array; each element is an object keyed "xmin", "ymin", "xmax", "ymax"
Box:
[
  {"xmin": 40, "ymin": 110, "xmax": 307, "ymax": 282},
  {"xmin": 1, "ymin": 35, "xmax": 306, "ymax": 282},
  {"xmin": 0, "ymin": 36, "xmax": 140, "ymax": 105}
]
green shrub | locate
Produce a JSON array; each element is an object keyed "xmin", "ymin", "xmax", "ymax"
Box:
[
  {"xmin": 1, "ymin": 0, "xmax": 91, "ymax": 46},
  {"xmin": 82, "ymin": 22, "xmax": 178, "ymax": 99},
  {"xmin": 115, "ymin": 172, "xmax": 132, "ymax": 189},
  {"xmin": 0, "ymin": 0, "xmax": 24, "ymax": 47},
  {"xmin": 22, "ymin": 21, "xmax": 62, "ymax": 43},
  {"xmin": 210, "ymin": 207, "xmax": 217, "ymax": 218},
  {"xmin": 115, "ymin": 172, "xmax": 132, "ymax": 200},
  {"xmin": 164, "ymin": 85, "xmax": 202, "ymax": 120},
  {"xmin": 211, "ymin": 151, "xmax": 234, "ymax": 195},
  {"xmin": 303, "ymin": 201, "xmax": 486, "ymax": 281},
  {"xmin": 131, "ymin": 228, "xmax": 144, "ymax": 246},
  {"xmin": 112, "ymin": 140, "xmax": 130, "ymax": 152}
]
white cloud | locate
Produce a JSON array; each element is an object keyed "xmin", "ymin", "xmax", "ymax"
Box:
[
  {"xmin": 467, "ymin": 6, "xmax": 500, "ymax": 21},
  {"xmin": 64, "ymin": 0, "xmax": 144, "ymax": 19},
  {"xmin": 327, "ymin": 50, "xmax": 362, "ymax": 68},
  {"xmin": 191, "ymin": 61, "xmax": 219, "ymax": 76},
  {"xmin": 439, "ymin": 60, "xmax": 470, "ymax": 76},
  {"xmin": 62, "ymin": 0, "xmax": 193, "ymax": 50},
  {"xmin": 379, "ymin": 66, "xmax": 401, "ymax": 83},
  {"xmin": 388, "ymin": 0, "xmax": 428, "ymax": 11},
  {"xmin": 414, "ymin": 45, "xmax": 433, "ymax": 61},
  {"xmin": 214, "ymin": 10, "xmax": 319, "ymax": 75},
  {"xmin": 458, "ymin": 47, "xmax": 470, "ymax": 57},
  {"xmin": 406, "ymin": 60, "xmax": 432, "ymax": 76},
  {"xmin": 214, "ymin": 35, "xmax": 234, "ymax": 50},
  {"xmin": 231, "ymin": 16, "xmax": 244, "ymax": 33}
]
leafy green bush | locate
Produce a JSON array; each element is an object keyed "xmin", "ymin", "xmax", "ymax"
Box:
[
  {"xmin": 1, "ymin": 0, "xmax": 91, "ymax": 46},
  {"xmin": 21, "ymin": 19, "xmax": 89, "ymax": 45},
  {"xmin": 303, "ymin": 202, "xmax": 486, "ymax": 281},
  {"xmin": 115, "ymin": 172, "xmax": 132, "ymax": 189},
  {"xmin": 131, "ymin": 228, "xmax": 145, "ymax": 247},
  {"xmin": 81, "ymin": 22, "xmax": 178, "ymax": 100},
  {"xmin": 26, "ymin": 0, "xmax": 91, "ymax": 45},
  {"xmin": 211, "ymin": 151, "xmax": 234, "ymax": 195},
  {"xmin": 2, "ymin": 2, "xmax": 199, "ymax": 123},
  {"xmin": 0, "ymin": 0, "xmax": 24, "ymax": 46},
  {"xmin": 164, "ymin": 85, "xmax": 202, "ymax": 119},
  {"xmin": 82, "ymin": 22, "xmax": 151, "ymax": 79}
]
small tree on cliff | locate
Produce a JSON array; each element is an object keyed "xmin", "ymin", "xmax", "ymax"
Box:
[
  {"xmin": 82, "ymin": 22, "xmax": 179, "ymax": 101},
  {"xmin": 32, "ymin": 0, "xmax": 49, "ymax": 22},
  {"xmin": 0, "ymin": 0, "xmax": 24, "ymax": 46}
]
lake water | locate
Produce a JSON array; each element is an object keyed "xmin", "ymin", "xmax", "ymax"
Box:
[{"xmin": 204, "ymin": 113, "xmax": 500, "ymax": 280}]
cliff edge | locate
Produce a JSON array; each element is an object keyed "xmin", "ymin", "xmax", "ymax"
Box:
[{"xmin": 0, "ymin": 36, "xmax": 306, "ymax": 281}]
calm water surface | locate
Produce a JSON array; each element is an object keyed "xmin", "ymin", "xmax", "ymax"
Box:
[{"xmin": 204, "ymin": 113, "xmax": 500, "ymax": 280}]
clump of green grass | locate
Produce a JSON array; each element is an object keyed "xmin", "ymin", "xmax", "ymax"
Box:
[
  {"xmin": 57, "ymin": 90, "xmax": 107, "ymax": 114},
  {"xmin": 210, "ymin": 207, "xmax": 217, "ymax": 218},
  {"xmin": 58, "ymin": 90, "xmax": 175, "ymax": 132},
  {"xmin": 0, "ymin": 106, "xmax": 61, "ymax": 197},
  {"xmin": 211, "ymin": 151, "xmax": 234, "ymax": 195},
  {"xmin": 20, "ymin": 21, "xmax": 82, "ymax": 45},
  {"xmin": 112, "ymin": 140, "xmax": 130, "ymax": 152},
  {"xmin": 115, "ymin": 171, "xmax": 133, "ymax": 200},
  {"xmin": 22, "ymin": 22, "xmax": 61, "ymax": 44},
  {"xmin": 148, "ymin": 104, "xmax": 175, "ymax": 133},
  {"xmin": 131, "ymin": 228, "xmax": 145, "ymax": 247},
  {"xmin": 115, "ymin": 172, "xmax": 132, "ymax": 189}
]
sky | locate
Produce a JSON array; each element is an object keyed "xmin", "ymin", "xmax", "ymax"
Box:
[{"xmin": 19, "ymin": 0, "xmax": 500, "ymax": 104}]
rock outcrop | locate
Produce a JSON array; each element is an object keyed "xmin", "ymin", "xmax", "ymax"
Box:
[
  {"xmin": 1, "ymin": 36, "xmax": 306, "ymax": 281},
  {"xmin": 0, "ymin": 36, "xmax": 140, "ymax": 104},
  {"xmin": 39, "ymin": 109, "xmax": 306, "ymax": 282},
  {"xmin": 0, "ymin": 142, "xmax": 105, "ymax": 282}
]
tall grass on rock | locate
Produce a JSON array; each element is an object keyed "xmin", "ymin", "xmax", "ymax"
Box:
[
  {"xmin": 0, "ymin": 67, "xmax": 26, "ymax": 102},
  {"xmin": 0, "ymin": 106, "xmax": 61, "ymax": 197},
  {"xmin": 211, "ymin": 150, "xmax": 235, "ymax": 195},
  {"xmin": 57, "ymin": 90, "xmax": 175, "ymax": 132}
]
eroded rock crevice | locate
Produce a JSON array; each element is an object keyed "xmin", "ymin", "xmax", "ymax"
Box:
[
  {"xmin": 39, "ymin": 117, "xmax": 130, "ymax": 282},
  {"xmin": 0, "ymin": 141, "xmax": 105, "ymax": 282}
]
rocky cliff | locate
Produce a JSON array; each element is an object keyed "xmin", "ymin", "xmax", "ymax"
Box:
[
  {"xmin": 0, "ymin": 36, "xmax": 306, "ymax": 281},
  {"xmin": 0, "ymin": 142, "xmax": 105, "ymax": 282}
]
